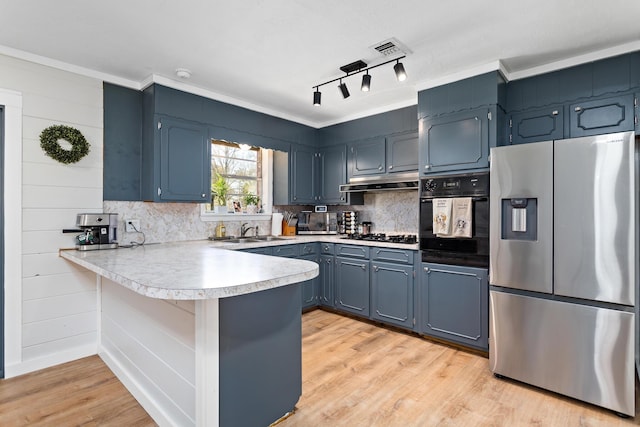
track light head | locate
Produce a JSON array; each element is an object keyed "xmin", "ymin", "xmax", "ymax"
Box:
[
  {"xmin": 361, "ymin": 73, "xmax": 371, "ymax": 92},
  {"xmin": 338, "ymin": 81, "xmax": 350, "ymax": 99},
  {"xmin": 313, "ymin": 88, "xmax": 321, "ymax": 106},
  {"xmin": 394, "ymin": 61, "xmax": 407, "ymax": 82}
]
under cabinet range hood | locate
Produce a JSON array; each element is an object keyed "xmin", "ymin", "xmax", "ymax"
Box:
[{"xmin": 339, "ymin": 172, "xmax": 419, "ymax": 192}]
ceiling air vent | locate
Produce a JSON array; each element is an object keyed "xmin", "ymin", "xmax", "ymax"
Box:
[{"xmin": 371, "ymin": 37, "xmax": 412, "ymax": 57}]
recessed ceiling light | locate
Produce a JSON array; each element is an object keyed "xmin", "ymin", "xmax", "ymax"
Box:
[{"xmin": 175, "ymin": 68, "xmax": 192, "ymax": 79}]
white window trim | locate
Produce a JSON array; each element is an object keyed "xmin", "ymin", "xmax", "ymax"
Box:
[{"xmin": 200, "ymin": 148, "xmax": 274, "ymax": 222}]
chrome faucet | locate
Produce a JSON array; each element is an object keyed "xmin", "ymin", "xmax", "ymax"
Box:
[{"xmin": 240, "ymin": 223, "xmax": 255, "ymax": 237}]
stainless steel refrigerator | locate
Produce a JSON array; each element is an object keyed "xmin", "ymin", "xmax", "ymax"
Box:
[{"xmin": 489, "ymin": 131, "xmax": 638, "ymax": 416}]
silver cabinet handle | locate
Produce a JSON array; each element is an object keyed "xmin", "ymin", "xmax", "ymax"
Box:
[
  {"xmin": 424, "ymin": 164, "xmax": 431, "ymax": 169},
  {"xmin": 361, "ymin": 264, "xmax": 366, "ymax": 270},
  {"xmin": 574, "ymin": 106, "xmax": 582, "ymax": 112},
  {"xmin": 552, "ymin": 110, "xmax": 559, "ymax": 116},
  {"xmin": 378, "ymin": 165, "xmax": 383, "ymax": 171},
  {"xmin": 201, "ymin": 193, "xmax": 206, "ymax": 198},
  {"xmin": 424, "ymin": 267, "xmax": 430, "ymax": 272},
  {"xmin": 326, "ymin": 259, "xmax": 332, "ymax": 264},
  {"xmin": 373, "ymin": 266, "xmax": 379, "ymax": 272},
  {"xmin": 389, "ymin": 165, "xmax": 393, "ymax": 170}
]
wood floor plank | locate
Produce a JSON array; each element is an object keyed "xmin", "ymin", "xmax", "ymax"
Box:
[{"xmin": 1, "ymin": 310, "xmax": 638, "ymax": 426}]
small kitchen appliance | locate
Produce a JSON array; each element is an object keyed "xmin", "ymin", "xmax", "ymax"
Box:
[
  {"xmin": 297, "ymin": 212, "xmax": 338, "ymax": 235},
  {"xmin": 75, "ymin": 213, "xmax": 119, "ymax": 250}
]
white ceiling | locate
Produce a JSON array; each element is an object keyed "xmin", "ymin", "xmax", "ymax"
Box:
[{"xmin": 1, "ymin": 1, "xmax": 639, "ymax": 128}]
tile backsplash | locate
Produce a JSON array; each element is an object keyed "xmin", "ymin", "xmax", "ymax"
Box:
[{"xmin": 104, "ymin": 190, "xmax": 418, "ymax": 244}]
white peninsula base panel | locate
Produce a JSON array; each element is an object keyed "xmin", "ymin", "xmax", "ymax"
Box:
[
  {"xmin": 99, "ymin": 276, "xmax": 302, "ymax": 426},
  {"xmin": 100, "ymin": 278, "xmax": 199, "ymax": 425}
]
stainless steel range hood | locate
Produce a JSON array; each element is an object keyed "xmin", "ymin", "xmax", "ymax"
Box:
[{"xmin": 339, "ymin": 172, "xmax": 419, "ymax": 193}]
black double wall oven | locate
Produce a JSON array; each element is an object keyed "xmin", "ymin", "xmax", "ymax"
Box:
[{"xmin": 419, "ymin": 172, "xmax": 489, "ymax": 268}]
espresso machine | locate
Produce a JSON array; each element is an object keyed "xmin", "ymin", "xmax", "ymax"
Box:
[{"xmin": 74, "ymin": 213, "xmax": 119, "ymax": 250}]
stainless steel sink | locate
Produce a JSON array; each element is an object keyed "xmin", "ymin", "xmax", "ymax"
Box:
[
  {"xmin": 252, "ymin": 236, "xmax": 287, "ymax": 241},
  {"xmin": 212, "ymin": 235, "xmax": 288, "ymax": 244}
]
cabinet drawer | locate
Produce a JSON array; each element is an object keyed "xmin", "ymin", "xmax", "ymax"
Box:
[
  {"xmin": 272, "ymin": 244, "xmax": 300, "ymax": 258},
  {"xmin": 299, "ymin": 243, "xmax": 318, "ymax": 256},
  {"xmin": 320, "ymin": 242, "xmax": 335, "ymax": 255},
  {"xmin": 335, "ymin": 244, "xmax": 370, "ymax": 259},
  {"xmin": 370, "ymin": 247, "xmax": 415, "ymax": 264}
]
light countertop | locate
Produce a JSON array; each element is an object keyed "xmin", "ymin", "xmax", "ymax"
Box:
[{"xmin": 60, "ymin": 240, "xmax": 319, "ymax": 300}]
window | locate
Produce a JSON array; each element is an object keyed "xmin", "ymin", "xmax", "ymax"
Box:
[{"xmin": 204, "ymin": 140, "xmax": 273, "ymax": 217}]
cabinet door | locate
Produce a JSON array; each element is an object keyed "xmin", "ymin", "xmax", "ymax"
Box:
[
  {"xmin": 386, "ymin": 131, "xmax": 419, "ymax": 173},
  {"xmin": 419, "ymin": 107, "xmax": 490, "ymax": 175},
  {"xmin": 158, "ymin": 117, "xmax": 210, "ymax": 202},
  {"xmin": 319, "ymin": 145, "xmax": 347, "ymax": 204},
  {"xmin": 371, "ymin": 261, "xmax": 414, "ymax": 329},
  {"xmin": 300, "ymin": 254, "xmax": 319, "ymax": 309},
  {"xmin": 319, "ymin": 255, "xmax": 334, "ymax": 307},
  {"xmin": 569, "ymin": 94, "xmax": 635, "ymax": 138},
  {"xmin": 348, "ymin": 137, "xmax": 386, "ymax": 176},
  {"xmin": 509, "ymin": 106, "xmax": 564, "ymax": 145},
  {"xmin": 335, "ymin": 256, "xmax": 370, "ymax": 317},
  {"xmin": 290, "ymin": 146, "xmax": 317, "ymax": 204},
  {"xmin": 420, "ymin": 263, "xmax": 488, "ymax": 351}
]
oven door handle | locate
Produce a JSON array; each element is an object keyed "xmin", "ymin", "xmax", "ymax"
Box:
[{"xmin": 420, "ymin": 196, "xmax": 488, "ymax": 201}]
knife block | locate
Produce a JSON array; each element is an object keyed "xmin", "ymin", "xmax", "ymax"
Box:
[{"xmin": 282, "ymin": 220, "xmax": 296, "ymax": 236}]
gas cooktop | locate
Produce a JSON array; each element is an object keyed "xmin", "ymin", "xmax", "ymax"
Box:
[{"xmin": 341, "ymin": 233, "xmax": 418, "ymax": 245}]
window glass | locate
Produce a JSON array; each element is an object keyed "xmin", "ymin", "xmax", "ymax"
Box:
[{"xmin": 208, "ymin": 140, "xmax": 262, "ymax": 213}]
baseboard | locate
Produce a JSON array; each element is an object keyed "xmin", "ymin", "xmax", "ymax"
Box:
[{"xmin": 4, "ymin": 343, "xmax": 97, "ymax": 378}]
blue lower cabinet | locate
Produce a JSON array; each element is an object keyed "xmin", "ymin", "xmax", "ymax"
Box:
[
  {"xmin": 300, "ymin": 253, "xmax": 320, "ymax": 309},
  {"xmin": 319, "ymin": 254, "xmax": 334, "ymax": 308},
  {"xmin": 335, "ymin": 256, "xmax": 370, "ymax": 317},
  {"xmin": 371, "ymin": 261, "xmax": 414, "ymax": 330},
  {"xmin": 242, "ymin": 247, "xmax": 273, "ymax": 255},
  {"xmin": 420, "ymin": 262, "xmax": 488, "ymax": 351}
]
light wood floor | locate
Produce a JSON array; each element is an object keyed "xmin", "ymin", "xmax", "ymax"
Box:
[{"xmin": 1, "ymin": 309, "xmax": 638, "ymax": 426}]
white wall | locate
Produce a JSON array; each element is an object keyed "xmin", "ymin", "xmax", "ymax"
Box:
[{"xmin": 0, "ymin": 54, "xmax": 103, "ymax": 376}]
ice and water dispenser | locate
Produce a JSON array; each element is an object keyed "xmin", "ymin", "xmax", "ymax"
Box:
[{"xmin": 501, "ymin": 198, "xmax": 537, "ymax": 241}]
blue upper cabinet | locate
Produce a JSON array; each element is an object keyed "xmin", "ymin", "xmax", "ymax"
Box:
[
  {"xmin": 419, "ymin": 106, "xmax": 498, "ymax": 174},
  {"xmin": 505, "ymin": 52, "xmax": 640, "ymax": 143},
  {"xmin": 418, "ymin": 71, "xmax": 506, "ymax": 119},
  {"xmin": 290, "ymin": 145, "xmax": 317, "ymax": 204},
  {"xmin": 157, "ymin": 116, "xmax": 210, "ymax": 202},
  {"xmin": 288, "ymin": 143, "xmax": 360, "ymax": 205},
  {"xmin": 568, "ymin": 93, "xmax": 636, "ymax": 138},
  {"xmin": 386, "ymin": 131, "xmax": 419, "ymax": 173},
  {"xmin": 348, "ymin": 136, "xmax": 386, "ymax": 176},
  {"xmin": 346, "ymin": 131, "xmax": 419, "ymax": 178},
  {"xmin": 417, "ymin": 71, "xmax": 506, "ymax": 175},
  {"xmin": 318, "ymin": 144, "xmax": 348, "ymax": 204},
  {"xmin": 509, "ymin": 105, "xmax": 564, "ymax": 145}
]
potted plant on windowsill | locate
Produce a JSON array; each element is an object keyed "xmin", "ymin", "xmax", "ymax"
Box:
[
  {"xmin": 212, "ymin": 174, "xmax": 231, "ymax": 213},
  {"xmin": 242, "ymin": 193, "xmax": 260, "ymax": 214}
]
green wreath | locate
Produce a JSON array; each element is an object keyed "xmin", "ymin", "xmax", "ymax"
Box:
[{"xmin": 39, "ymin": 125, "xmax": 90, "ymax": 164}]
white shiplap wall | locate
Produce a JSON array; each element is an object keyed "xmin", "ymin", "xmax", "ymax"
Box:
[{"xmin": 0, "ymin": 54, "xmax": 103, "ymax": 376}]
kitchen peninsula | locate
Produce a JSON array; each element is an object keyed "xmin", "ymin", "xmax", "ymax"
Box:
[{"xmin": 60, "ymin": 241, "xmax": 319, "ymax": 427}]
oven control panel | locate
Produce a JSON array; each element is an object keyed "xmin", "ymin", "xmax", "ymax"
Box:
[{"xmin": 421, "ymin": 172, "xmax": 489, "ymax": 198}]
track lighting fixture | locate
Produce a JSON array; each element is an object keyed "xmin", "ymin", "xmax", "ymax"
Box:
[
  {"xmin": 361, "ymin": 72, "xmax": 371, "ymax": 92},
  {"xmin": 313, "ymin": 87, "xmax": 321, "ymax": 106},
  {"xmin": 338, "ymin": 79, "xmax": 350, "ymax": 99},
  {"xmin": 394, "ymin": 60, "xmax": 407, "ymax": 82},
  {"xmin": 312, "ymin": 55, "xmax": 406, "ymax": 106}
]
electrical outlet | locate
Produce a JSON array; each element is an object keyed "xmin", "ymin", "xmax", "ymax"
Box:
[{"xmin": 125, "ymin": 219, "xmax": 141, "ymax": 233}]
